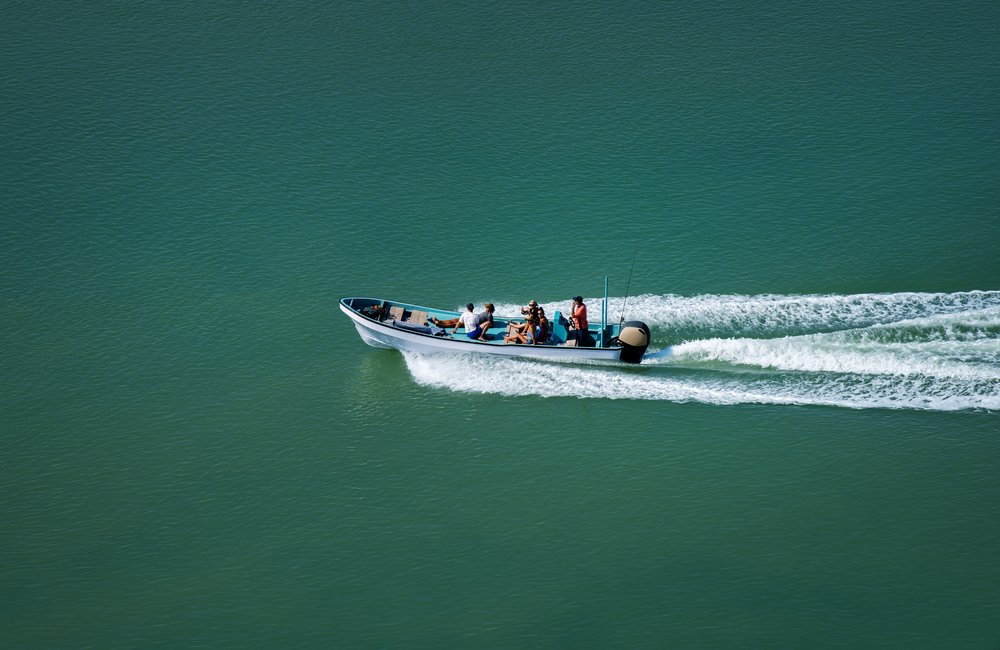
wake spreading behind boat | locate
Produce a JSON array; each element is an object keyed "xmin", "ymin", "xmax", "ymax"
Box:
[{"xmin": 341, "ymin": 289, "xmax": 651, "ymax": 364}]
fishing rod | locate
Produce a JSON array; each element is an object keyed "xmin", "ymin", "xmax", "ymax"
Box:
[{"xmin": 619, "ymin": 245, "xmax": 639, "ymax": 325}]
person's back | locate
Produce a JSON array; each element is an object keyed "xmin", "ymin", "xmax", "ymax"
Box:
[
  {"xmin": 453, "ymin": 303, "xmax": 484, "ymax": 339},
  {"xmin": 458, "ymin": 310, "xmax": 479, "ymax": 330}
]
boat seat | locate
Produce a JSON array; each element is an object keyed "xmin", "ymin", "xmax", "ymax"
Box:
[
  {"xmin": 406, "ymin": 310, "xmax": 428, "ymax": 326},
  {"xmin": 386, "ymin": 306, "xmax": 405, "ymax": 322},
  {"xmin": 504, "ymin": 322, "xmax": 521, "ymax": 342},
  {"xmin": 550, "ymin": 311, "xmax": 569, "ymax": 344}
]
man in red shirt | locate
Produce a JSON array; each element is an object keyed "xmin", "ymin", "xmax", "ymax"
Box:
[{"xmin": 568, "ymin": 295, "xmax": 590, "ymax": 345}]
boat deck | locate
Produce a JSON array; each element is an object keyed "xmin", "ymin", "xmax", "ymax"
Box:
[{"xmin": 346, "ymin": 297, "xmax": 610, "ymax": 348}]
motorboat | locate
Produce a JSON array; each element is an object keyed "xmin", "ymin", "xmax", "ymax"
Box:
[{"xmin": 340, "ymin": 294, "xmax": 651, "ymax": 364}]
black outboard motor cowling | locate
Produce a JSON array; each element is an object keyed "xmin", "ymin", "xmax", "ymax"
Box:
[{"xmin": 617, "ymin": 321, "xmax": 651, "ymax": 364}]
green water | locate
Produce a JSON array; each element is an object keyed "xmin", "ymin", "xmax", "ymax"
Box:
[{"xmin": 3, "ymin": 2, "xmax": 999, "ymax": 647}]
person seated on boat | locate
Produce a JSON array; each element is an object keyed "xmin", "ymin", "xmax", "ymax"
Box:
[
  {"xmin": 567, "ymin": 295, "xmax": 590, "ymax": 345},
  {"xmin": 433, "ymin": 303, "xmax": 494, "ymax": 337},
  {"xmin": 475, "ymin": 303, "xmax": 495, "ymax": 340},
  {"xmin": 535, "ymin": 307, "xmax": 550, "ymax": 343},
  {"xmin": 504, "ymin": 315, "xmax": 537, "ymax": 345},
  {"xmin": 430, "ymin": 313, "xmax": 459, "ymax": 328},
  {"xmin": 517, "ymin": 300, "xmax": 542, "ymax": 331},
  {"xmin": 452, "ymin": 303, "xmax": 488, "ymax": 340}
]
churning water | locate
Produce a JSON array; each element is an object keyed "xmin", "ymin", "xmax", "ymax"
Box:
[{"xmin": 405, "ymin": 292, "xmax": 1000, "ymax": 410}]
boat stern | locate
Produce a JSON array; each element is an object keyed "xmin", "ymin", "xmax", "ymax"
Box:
[{"xmin": 617, "ymin": 321, "xmax": 651, "ymax": 363}]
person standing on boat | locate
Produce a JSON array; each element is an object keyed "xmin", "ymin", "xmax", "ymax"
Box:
[
  {"xmin": 453, "ymin": 303, "xmax": 485, "ymax": 340},
  {"xmin": 568, "ymin": 295, "xmax": 589, "ymax": 345}
]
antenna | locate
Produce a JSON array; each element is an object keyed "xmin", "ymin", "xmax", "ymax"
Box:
[{"xmin": 619, "ymin": 245, "xmax": 638, "ymax": 325}]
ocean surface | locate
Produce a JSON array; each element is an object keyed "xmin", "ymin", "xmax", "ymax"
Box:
[{"xmin": 2, "ymin": 1, "xmax": 999, "ymax": 647}]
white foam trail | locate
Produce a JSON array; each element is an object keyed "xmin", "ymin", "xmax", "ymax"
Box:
[
  {"xmin": 668, "ymin": 337, "xmax": 998, "ymax": 380},
  {"xmin": 407, "ymin": 292, "xmax": 1000, "ymax": 411},
  {"xmin": 631, "ymin": 291, "xmax": 1000, "ymax": 334},
  {"xmin": 667, "ymin": 308, "xmax": 1000, "ymax": 378},
  {"xmin": 402, "ymin": 351, "xmax": 998, "ymax": 411},
  {"xmin": 488, "ymin": 291, "xmax": 1000, "ymax": 335}
]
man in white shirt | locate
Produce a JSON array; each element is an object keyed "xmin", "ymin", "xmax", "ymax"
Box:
[{"xmin": 453, "ymin": 303, "xmax": 484, "ymax": 340}]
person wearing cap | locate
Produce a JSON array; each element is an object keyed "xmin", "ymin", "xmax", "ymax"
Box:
[{"xmin": 513, "ymin": 300, "xmax": 550, "ymax": 343}]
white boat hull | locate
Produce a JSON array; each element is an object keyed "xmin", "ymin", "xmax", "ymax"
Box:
[{"xmin": 340, "ymin": 303, "xmax": 624, "ymax": 362}]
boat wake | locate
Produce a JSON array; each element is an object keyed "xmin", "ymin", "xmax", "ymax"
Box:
[{"xmin": 402, "ymin": 291, "xmax": 1000, "ymax": 411}]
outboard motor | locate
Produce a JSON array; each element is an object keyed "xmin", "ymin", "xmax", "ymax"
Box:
[{"xmin": 617, "ymin": 321, "xmax": 651, "ymax": 364}]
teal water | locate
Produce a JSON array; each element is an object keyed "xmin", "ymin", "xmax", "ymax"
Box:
[{"xmin": 3, "ymin": 1, "xmax": 999, "ymax": 647}]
